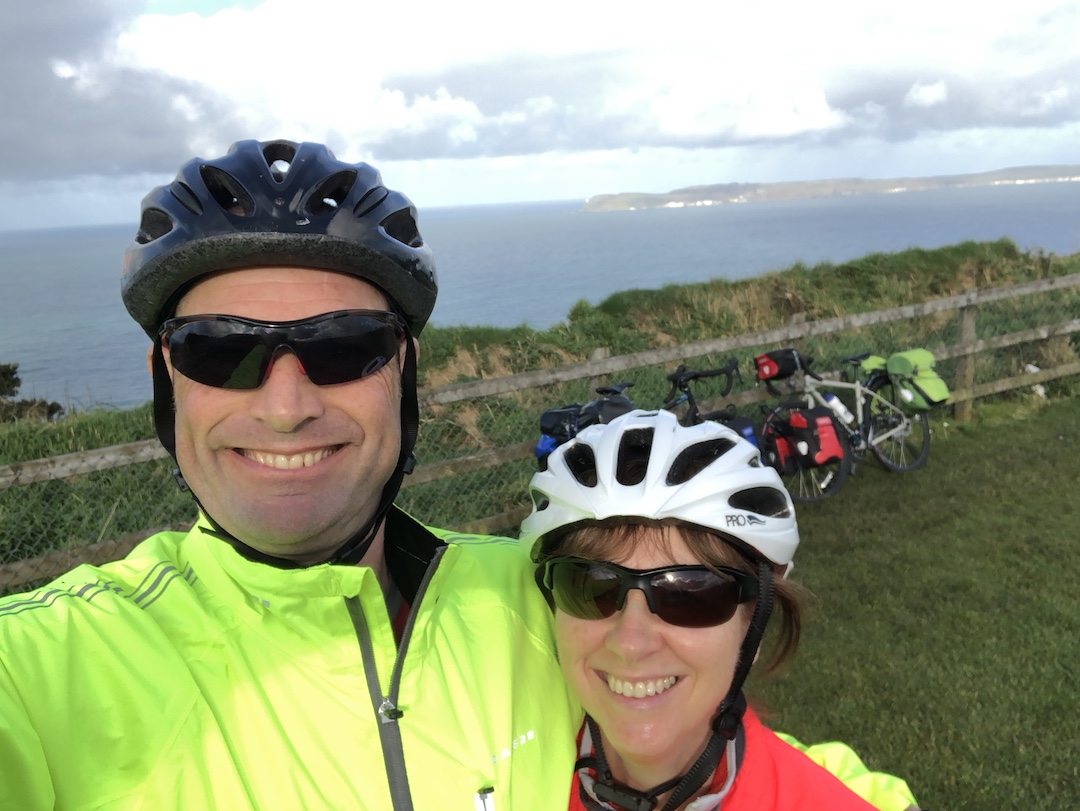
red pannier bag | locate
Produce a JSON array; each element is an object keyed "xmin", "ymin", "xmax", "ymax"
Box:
[
  {"xmin": 760, "ymin": 418, "xmax": 799, "ymax": 475},
  {"xmin": 788, "ymin": 407, "xmax": 844, "ymax": 467},
  {"xmin": 754, "ymin": 349, "xmax": 800, "ymax": 381}
]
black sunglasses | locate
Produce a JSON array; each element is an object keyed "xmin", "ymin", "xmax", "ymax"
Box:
[
  {"xmin": 542, "ymin": 557, "xmax": 759, "ymax": 628},
  {"xmin": 159, "ymin": 309, "xmax": 405, "ymax": 390}
]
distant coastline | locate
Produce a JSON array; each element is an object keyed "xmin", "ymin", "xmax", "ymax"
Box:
[{"xmin": 582, "ymin": 164, "xmax": 1080, "ymax": 212}]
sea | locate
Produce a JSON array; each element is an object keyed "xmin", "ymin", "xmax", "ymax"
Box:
[{"xmin": 2, "ymin": 181, "xmax": 1080, "ymax": 411}]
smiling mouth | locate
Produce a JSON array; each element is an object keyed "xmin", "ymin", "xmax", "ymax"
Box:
[
  {"xmin": 239, "ymin": 447, "xmax": 341, "ymax": 470},
  {"xmin": 606, "ymin": 674, "xmax": 679, "ymax": 698}
]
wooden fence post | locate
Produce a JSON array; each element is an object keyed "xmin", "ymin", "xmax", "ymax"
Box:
[
  {"xmin": 587, "ymin": 347, "xmax": 611, "ymax": 393},
  {"xmin": 955, "ymin": 297, "xmax": 978, "ymax": 422}
]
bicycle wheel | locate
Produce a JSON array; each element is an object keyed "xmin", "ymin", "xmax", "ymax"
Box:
[
  {"xmin": 865, "ymin": 375, "xmax": 931, "ymax": 472},
  {"xmin": 761, "ymin": 408, "xmax": 850, "ymax": 504}
]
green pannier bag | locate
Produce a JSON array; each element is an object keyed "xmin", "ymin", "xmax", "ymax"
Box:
[
  {"xmin": 860, "ymin": 354, "xmax": 887, "ymax": 374},
  {"xmin": 886, "ymin": 349, "xmax": 950, "ymax": 410}
]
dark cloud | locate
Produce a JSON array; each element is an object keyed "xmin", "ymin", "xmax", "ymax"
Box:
[
  {"xmin": 0, "ymin": 1, "xmax": 245, "ymax": 182},
  {"xmin": 825, "ymin": 64, "xmax": 1080, "ymax": 144}
]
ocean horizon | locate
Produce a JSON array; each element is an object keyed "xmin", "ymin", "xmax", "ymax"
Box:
[{"xmin": 2, "ymin": 181, "xmax": 1079, "ymax": 411}]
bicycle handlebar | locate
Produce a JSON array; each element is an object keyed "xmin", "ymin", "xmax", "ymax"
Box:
[
  {"xmin": 793, "ymin": 351, "xmax": 823, "ymax": 381},
  {"xmin": 665, "ymin": 356, "xmax": 742, "ymax": 397}
]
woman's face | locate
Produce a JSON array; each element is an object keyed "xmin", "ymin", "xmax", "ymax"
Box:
[{"xmin": 554, "ymin": 528, "xmax": 751, "ymax": 787}]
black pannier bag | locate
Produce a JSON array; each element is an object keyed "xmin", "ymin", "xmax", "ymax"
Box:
[
  {"xmin": 722, "ymin": 415, "xmax": 761, "ymax": 450},
  {"xmin": 534, "ymin": 383, "xmax": 636, "ymax": 469},
  {"xmin": 760, "ymin": 419, "xmax": 799, "ymax": 475},
  {"xmin": 538, "ymin": 403, "xmax": 585, "ymax": 447},
  {"xmin": 754, "ymin": 349, "xmax": 801, "ymax": 382},
  {"xmin": 787, "ymin": 406, "xmax": 845, "ymax": 467}
]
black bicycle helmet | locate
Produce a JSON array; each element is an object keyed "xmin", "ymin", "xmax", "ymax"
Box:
[{"xmin": 122, "ymin": 138, "xmax": 437, "ymax": 336}]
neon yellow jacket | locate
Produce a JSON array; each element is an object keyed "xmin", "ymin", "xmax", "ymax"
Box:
[
  {"xmin": 778, "ymin": 732, "xmax": 921, "ymax": 811},
  {"xmin": 0, "ymin": 509, "xmax": 580, "ymax": 810}
]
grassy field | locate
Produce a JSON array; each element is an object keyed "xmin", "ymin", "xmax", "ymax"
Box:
[{"xmin": 746, "ymin": 396, "xmax": 1079, "ymax": 809}]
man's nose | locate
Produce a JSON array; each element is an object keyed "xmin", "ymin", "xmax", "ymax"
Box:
[{"xmin": 247, "ymin": 351, "xmax": 325, "ymax": 432}]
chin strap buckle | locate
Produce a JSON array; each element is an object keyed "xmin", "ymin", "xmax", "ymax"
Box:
[
  {"xmin": 171, "ymin": 467, "xmax": 189, "ymax": 492},
  {"xmin": 593, "ymin": 781, "xmax": 657, "ymax": 811}
]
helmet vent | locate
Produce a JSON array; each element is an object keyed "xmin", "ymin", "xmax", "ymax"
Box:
[
  {"xmin": 380, "ymin": 208, "xmax": 424, "ymax": 248},
  {"xmin": 261, "ymin": 140, "xmax": 298, "ymax": 181},
  {"xmin": 564, "ymin": 444, "xmax": 598, "ymax": 488},
  {"xmin": 666, "ymin": 438, "xmax": 737, "ymax": 485},
  {"xmin": 616, "ymin": 428, "xmax": 654, "ymax": 486},
  {"xmin": 728, "ymin": 487, "xmax": 792, "ymax": 519},
  {"xmin": 135, "ymin": 207, "xmax": 174, "ymax": 244},
  {"xmin": 354, "ymin": 186, "xmax": 389, "ymax": 218},
  {"xmin": 530, "ymin": 490, "xmax": 551, "ymax": 512},
  {"xmin": 307, "ymin": 170, "xmax": 358, "ymax": 217},
  {"xmin": 169, "ymin": 181, "xmax": 203, "ymax": 215},
  {"xmin": 200, "ymin": 165, "xmax": 255, "ymax": 217},
  {"xmin": 269, "ymin": 160, "xmax": 291, "ymax": 181}
]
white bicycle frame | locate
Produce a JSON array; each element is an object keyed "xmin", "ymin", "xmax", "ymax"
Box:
[{"xmin": 788, "ymin": 372, "xmax": 913, "ymax": 450}]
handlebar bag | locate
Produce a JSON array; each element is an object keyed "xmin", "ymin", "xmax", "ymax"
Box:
[
  {"xmin": 755, "ymin": 349, "xmax": 800, "ymax": 381},
  {"xmin": 788, "ymin": 407, "xmax": 845, "ymax": 467}
]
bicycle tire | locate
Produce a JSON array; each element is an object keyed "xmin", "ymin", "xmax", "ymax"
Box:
[
  {"xmin": 865, "ymin": 375, "xmax": 931, "ymax": 472},
  {"xmin": 761, "ymin": 407, "xmax": 851, "ymax": 504}
]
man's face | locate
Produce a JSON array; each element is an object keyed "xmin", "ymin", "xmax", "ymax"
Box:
[{"xmin": 164, "ymin": 266, "xmax": 406, "ymax": 563}]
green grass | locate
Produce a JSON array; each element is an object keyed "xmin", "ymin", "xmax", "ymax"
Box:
[{"xmin": 745, "ymin": 396, "xmax": 1080, "ymax": 809}]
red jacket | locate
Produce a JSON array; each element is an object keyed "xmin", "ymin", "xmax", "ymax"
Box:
[{"xmin": 568, "ymin": 708, "xmax": 879, "ymax": 811}]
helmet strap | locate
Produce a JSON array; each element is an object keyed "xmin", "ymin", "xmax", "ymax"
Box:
[
  {"xmin": 152, "ymin": 341, "xmax": 178, "ymax": 460},
  {"xmin": 712, "ymin": 559, "xmax": 775, "ymax": 740},
  {"xmin": 151, "ymin": 334, "xmax": 421, "ymax": 568}
]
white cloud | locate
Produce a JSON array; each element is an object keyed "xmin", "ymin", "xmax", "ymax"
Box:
[
  {"xmin": 1023, "ymin": 82, "xmax": 1070, "ymax": 116},
  {"xmin": 904, "ymin": 80, "xmax": 948, "ymax": 108},
  {"xmin": 105, "ymin": 0, "xmax": 1078, "ymax": 162}
]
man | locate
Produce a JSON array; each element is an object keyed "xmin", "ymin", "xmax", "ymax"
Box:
[{"xmin": 0, "ymin": 139, "xmax": 579, "ymax": 810}]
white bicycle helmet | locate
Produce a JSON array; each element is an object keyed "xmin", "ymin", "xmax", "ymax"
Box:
[{"xmin": 522, "ymin": 409, "xmax": 799, "ymax": 566}]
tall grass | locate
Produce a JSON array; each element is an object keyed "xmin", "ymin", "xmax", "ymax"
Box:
[{"xmin": 418, "ymin": 237, "xmax": 1077, "ymax": 386}]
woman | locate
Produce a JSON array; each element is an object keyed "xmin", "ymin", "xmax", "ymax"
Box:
[{"xmin": 521, "ymin": 409, "xmax": 920, "ymax": 811}]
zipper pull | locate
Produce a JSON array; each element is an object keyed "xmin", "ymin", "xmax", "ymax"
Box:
[
  {"xmin": 473, "ymin": 786, "xmax": 496, "ymax": 811},
  {"xmin": 378, "ymin": 697, "xmax": 404, "ymax": 724}
]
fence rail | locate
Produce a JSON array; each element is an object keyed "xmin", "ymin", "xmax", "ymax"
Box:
[{"xmin": 3, "ymin": 272, "xmax": 1078, "ymax": 590}]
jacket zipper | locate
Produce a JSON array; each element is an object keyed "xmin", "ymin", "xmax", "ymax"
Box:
[{"xmin": 345, "ymin": 545, "xmax": 448, "ymax": 811}]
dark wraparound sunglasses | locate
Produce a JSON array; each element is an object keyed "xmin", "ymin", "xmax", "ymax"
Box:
[
  {"xmin": 159, "ymin": 309, "xmax": 405, "ymax": 390},
  {"xmin": 542, "ymin": 557, "xmax": 759, "ymax": 628}
]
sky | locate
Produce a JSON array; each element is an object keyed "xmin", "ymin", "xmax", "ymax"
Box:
[{"xmin": 2, "ymin": 0, "xmax": 1079, "ymax": 231}]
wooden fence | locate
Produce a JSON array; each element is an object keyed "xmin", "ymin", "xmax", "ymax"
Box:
[{"xmin": 2, "ymin": 273, "xmax": 1078, "ymax": 586}]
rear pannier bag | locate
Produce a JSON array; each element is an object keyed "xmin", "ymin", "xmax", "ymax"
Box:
[
  {"xmin": 538, "ymin": 403, "xmax": 584, "ymax": 446},
  {"xmin": 754, "ymin": 349, "xmax": 800, "ymax": 381},
  {"xmin": 886, "ymin": 349, "xmax": 950, "ymax": 410},
  {"xmin": 761, "ymin": 422, "xmax": 800, "ymax": 475},
  {"xmin": 788, "ymin": 407, "xmax": 845, "ymax": 467}
]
